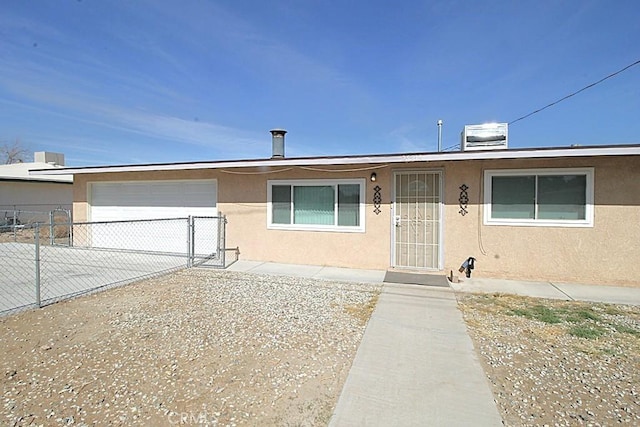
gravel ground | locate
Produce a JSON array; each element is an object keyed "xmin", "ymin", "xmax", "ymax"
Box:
[
  {"xmin": 1, "ymin": 269, "xmax": 381, "ymax": 426},
  {"xmin": 457, "ymin": 293, "xmax": 640, "ymax": 426}
]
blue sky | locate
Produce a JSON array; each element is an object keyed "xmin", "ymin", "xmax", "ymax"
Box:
[{"xmin": 1, "ymin": 1, "xmax": 639, "ymax": 166}]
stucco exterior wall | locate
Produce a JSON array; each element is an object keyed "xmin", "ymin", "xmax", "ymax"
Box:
[
  {"xmin": 72, "ymin": 168, "xmax": 393, "ymax": 270},
  {"xmin": 441, "ymin": 155, "xmax": 640, "ymax": 286},
  {"xmin": 218, "ymin": 168, "xmax": 391, "ymax": 269},
  {"xmin": 71, "ymin": 154, "xmax": 640, "ymax": 286}
]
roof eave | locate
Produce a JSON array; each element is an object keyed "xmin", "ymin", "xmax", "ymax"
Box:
[
  {"xmin": 0, "ymin": 176, "xmax": 73, "ymax": 184},
  {"xmin": 30, "ymin": 144, "xmax": 640, "ymax": 176}
]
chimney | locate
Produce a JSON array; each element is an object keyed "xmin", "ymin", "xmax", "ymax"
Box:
[{"xmin": 270, "ymin": 129, "xmax": 287, "ymax": 158}]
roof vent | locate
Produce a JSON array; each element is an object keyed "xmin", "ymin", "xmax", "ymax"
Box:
[
  {"xmin": 461, "ymin": 123, "xmax": 508, "ymax": 151},
  {"xmin": 270, "ymin": 129, "xmax": 287, "ymax": 158}
]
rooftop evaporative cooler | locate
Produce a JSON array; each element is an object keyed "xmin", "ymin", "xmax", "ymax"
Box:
[{"xmin": 461, "ymin": 123, "xmax": 508, "ymax": 151}]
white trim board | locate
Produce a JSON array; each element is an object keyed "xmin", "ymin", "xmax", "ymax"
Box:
[{"xmin": 30, "ymin": 145, "xmax": 640, "ymax": 176}]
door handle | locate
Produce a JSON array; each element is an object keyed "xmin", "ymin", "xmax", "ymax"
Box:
[{"xmin": 394, "ymin": 215, "xmax": 401, "ymax": 226}]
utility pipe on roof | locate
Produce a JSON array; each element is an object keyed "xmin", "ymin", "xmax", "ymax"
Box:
[{"xmin": 270, "ymin": 129, "xmax": 287, "ymax": 158}]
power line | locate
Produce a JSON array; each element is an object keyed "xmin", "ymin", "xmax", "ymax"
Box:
[
  {"xmin": 442, "ymin": 142, "xmax": 460, "ymax": 151},
  {"xmin": 509, "ymin": 59, "xmax": 640, "ymax": 125}
]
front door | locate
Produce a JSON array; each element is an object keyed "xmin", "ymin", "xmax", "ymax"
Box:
[{"xmin": 392, "ymin": 171, "xmax": 442, "ymax": 269}]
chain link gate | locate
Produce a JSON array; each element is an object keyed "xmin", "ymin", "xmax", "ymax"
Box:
[
  {"xmin": 49, "ymin": 208, "xmax": 72, "ymax": 246},
  {"xmin": 189, "ymin": 215, "xmax": 233, "ymax": 268}
]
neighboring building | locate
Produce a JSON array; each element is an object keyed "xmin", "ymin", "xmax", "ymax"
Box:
[
  {"xmin": 0, "ymin": 152, "xmax": 73, "ymax": 213},
  {"xmin": 33, "ymin": 132, "xmax": 640, "ymax": 287}
]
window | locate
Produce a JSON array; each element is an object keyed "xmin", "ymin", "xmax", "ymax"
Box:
[
  {"xmin": 268, "ymin": 179, "xmax": 365, "ymax": 232},
  {"xmin": 484, "ymin": 168, "xmax": 594, "ymax": 227}
]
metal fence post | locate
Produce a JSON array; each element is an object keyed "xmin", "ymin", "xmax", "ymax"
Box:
[
  {"xmin": 35, "ymin": 223, "xmax": 42, "ymax": 308},
  {"xmin": 221, "ymin": 214, "xmax": 227, "ymax": 268},
  {"xmin": 67, "ymin": 209, "xmax": 73, "ymax": 247},
  {"xmin": 12, "ymin": 209, "xmax": 17, "ymax": 242},
  {"xmin": 49, "ymin": 210, "xmax": 55, "ymax": 246},
  {"xmin": 187, "ymin": 216, "xmax": 193, "ymax": 268},
  {"xmin": 192, "ymin": 216, "xmax": 196, "ymax": 267}
]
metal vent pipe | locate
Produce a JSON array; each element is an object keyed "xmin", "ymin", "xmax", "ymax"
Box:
[{"xmin": 270, "ymin": 129, "xmax": 287, "ymax": 158}]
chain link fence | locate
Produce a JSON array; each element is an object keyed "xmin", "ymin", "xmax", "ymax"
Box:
[
  {"xmin": 0, "ymin": 208, "xmax": 71, "ymax": 244},
  {"xmin": 0, "ymin": 215, "xmax": 236, "ymax": 316}
]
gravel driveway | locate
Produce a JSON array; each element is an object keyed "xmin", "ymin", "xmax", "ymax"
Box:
[{"xmin": 1, "ymin": 269, "xmax": 381, "ymax": 426}]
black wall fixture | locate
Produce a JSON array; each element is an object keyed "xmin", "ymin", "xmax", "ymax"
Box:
[
  {"xmin": 373, "ymin": 185, "xmax": 382, "ymax": 215},
  {"xmin": 459, "ymin": 184, "xmax": 469, "ymax": 216}
]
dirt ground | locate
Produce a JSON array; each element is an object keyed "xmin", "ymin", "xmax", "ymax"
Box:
[
  {"xmin": 458, "ymin": 293, "xmax": 640, "ymax": 426},
  {"xmin": 5, "ymin": 268, "xmax": 639, "ymax": 427},
  {"xmin": 1, "ymin": 269, "xmax": 380, "ymax": 426},
  {"xmin": 0, "ymin": 220, "xmax": 69, "ymax": 245}
]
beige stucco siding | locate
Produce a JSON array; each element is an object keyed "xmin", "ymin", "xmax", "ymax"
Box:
[
  {"xmin": 218, "ymin": 167, "xmax": 392, "ymax": 269},
  {"xmin": 71, "ymin": 154, "xmax": 640, "ymax": 286},
  {"xmin": 442, "ymin": 155, "xmax": 640, "ymax": 286},
  {"xmin": 73, "ymin": 167, "xmax": 394, "ymax": 270}
]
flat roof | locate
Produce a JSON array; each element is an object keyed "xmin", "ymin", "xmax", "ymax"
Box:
[
  {"xmin": 30, "ymin": 144, "xmax": 640, "ymax": 176},
  {"xmin": 1, "ymin": 162, "xmax": 73, "ymax": 182}
]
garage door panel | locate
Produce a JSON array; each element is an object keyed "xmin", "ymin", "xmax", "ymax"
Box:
[
  {"xmin": 92, "ymin": 181, "xmax": 217, "ymax": 209},
  {"xmin": 90, "ymin": 218, "xmax": 188, "ymax": 254},
  {"xmin": 90, "ymin": 180, "xmax": 218, "ymax": 254},
  {"xmin": 92, "ymin": 206, "xmax": 217, "ymax": 222}
]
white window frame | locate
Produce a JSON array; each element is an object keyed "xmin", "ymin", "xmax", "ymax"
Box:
[
  {"xmin": 484, "ymin": 168, "xmax": 594, "ymax": 227},
  {"xmin": 267, "ymin": 179, "xmax": 366, "ymax": 232}
]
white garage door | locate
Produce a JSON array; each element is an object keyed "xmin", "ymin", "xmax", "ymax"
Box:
[{"xmin": 90, "ymin": 180, "xmax": 218, "ymax": 254}]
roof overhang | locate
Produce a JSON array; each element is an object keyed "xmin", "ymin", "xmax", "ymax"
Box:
[
  {"xmin": 30, "ymin": 144, "xmax": 640, "ymax": 176},
  {"xmin": 0, "ymin": 177, "xmax": 73, "ymax": 184}
]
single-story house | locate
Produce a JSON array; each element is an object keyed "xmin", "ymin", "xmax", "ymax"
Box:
[
  {"xmin": 32, "ymin": 131, "xmax": 640, "ymax": 287},
  {"xmin": 0, "ymin": 152, "xmax": 73, "ymax": 215}
]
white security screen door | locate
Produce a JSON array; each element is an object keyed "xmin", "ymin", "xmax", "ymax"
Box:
[{"xmin": 393, "ymin": 171, "xmax": 442, "ymax": 269}]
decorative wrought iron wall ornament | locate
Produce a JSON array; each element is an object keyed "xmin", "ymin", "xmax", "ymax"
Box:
[
  {"xmin": 373, "ymin": 185, "xmax": 382, "ymax": 215},
  {"xmin": 459, "ymin": 184, "xmax": 469, "ymax": 216}
]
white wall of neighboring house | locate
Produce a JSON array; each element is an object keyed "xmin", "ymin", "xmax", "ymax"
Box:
[
  {"xmin": 0, "ymin": 180, "xmax": 73, "ymax": 211},
  {"xmin": 0, "ymin": 152, "xmax": 73, "ymax": 212}
]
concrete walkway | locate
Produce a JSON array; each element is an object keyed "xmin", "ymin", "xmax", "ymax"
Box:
[
  {"xmin": 328, "ymin": 283, "xmax": 502, "ymax": 426},
  {"xmin": 450, "ymin": 277, "xmax": 640, "ymax": 306},
  {"xmin": 227, "ymin": 260, "xmax": 640, "ymax": 306},
  {"xmin": 227, "ymin": 260, "xmax": 387, "ymax": 284},
  {"xmin": 226, "ymin": 260, "xmax": 640, "ymax": 426}
]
